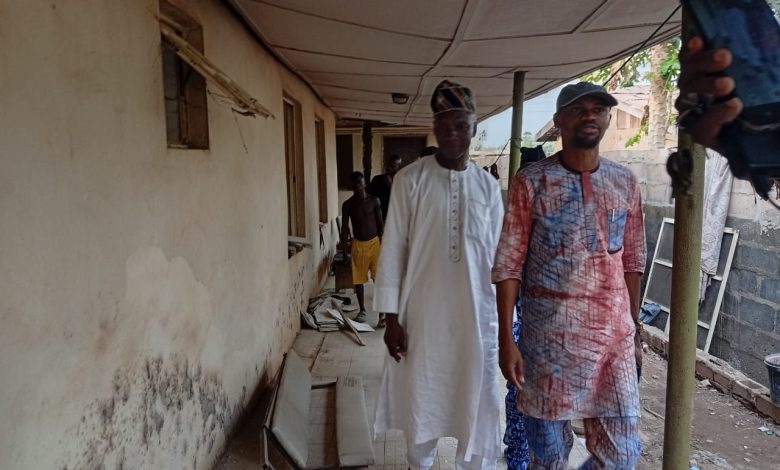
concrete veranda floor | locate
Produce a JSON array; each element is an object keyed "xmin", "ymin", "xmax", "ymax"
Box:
[
  {"xmin": 214, "ymin": 282, "xmax": 780, "ymax": 470},
  {"xmin": 215, "ymin": 283, "xmax": 588, "ymax": 470}
]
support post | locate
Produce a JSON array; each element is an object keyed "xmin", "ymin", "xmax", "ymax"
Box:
[
  {"xmin": 362, "ymin": 122, "xmax": 373, "ymax": 181},
  {"xmin": 662, "ymin": 8, "xmax": 705, "ymax": 469},
  {"xmin": 508, "ymin": 71, "xmax": 526, "ymax": 183}
]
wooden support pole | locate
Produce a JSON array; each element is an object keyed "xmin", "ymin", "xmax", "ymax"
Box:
[
  {"xmin": 508, "ymin": 71, "xmax": 526, "ymax": 183},
  {"xmin": 362, "ymin": 122, "xmax": 373, "ymax": 181},
  {"xmin": 662, "ymin": 8, "xmax": 705, "ymax": 469}
]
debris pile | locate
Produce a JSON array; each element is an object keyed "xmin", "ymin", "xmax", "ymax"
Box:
[{"xmin": 303, "ymin": 291, "xmax": 367, "ymax": 333}]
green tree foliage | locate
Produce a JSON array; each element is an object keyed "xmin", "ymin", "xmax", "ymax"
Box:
[
  {"xmin": 581, "ymin": 38, "xmax": 681, "ymax": 148},
  {"xmin": 581, "ymin": 38, "xmax": 681, "ymax": 96}
]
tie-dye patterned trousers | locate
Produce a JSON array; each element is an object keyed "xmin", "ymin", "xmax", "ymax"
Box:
[{"xmin": 523, "ymin": 415, "xmax": 640, "ymax": 470}]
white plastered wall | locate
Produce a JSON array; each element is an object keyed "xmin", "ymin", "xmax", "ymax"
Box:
[{"xmin": 0, "ymin": 1, "xmax": 338, "ymax": 469}]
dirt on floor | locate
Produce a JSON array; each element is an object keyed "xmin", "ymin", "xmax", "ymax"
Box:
[{"xmin": 638, "ymin": 350, "xmax": 780, "ymax": 470}]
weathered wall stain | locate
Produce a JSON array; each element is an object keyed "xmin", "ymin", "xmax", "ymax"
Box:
[
  {"xmin": 1, "ymin": 1, "xmax": 339, "ymax": 467},
  {"xmin": 63, "ymin": 355, "xmax": 245, "ymax": 470}
]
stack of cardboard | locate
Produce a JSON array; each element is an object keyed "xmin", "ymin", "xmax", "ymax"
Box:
[{"xmin": 304, "ymin": 293, "xmax": 348, "ymax": 332}]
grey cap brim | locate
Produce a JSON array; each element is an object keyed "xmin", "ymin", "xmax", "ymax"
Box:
[{"xmin": 557, "ymin": 91, "xmax": 618, "ymax": 111}]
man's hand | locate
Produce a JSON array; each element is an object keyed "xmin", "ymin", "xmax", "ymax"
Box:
[
  {"xmin": 499, "ymin": 339, "xmax": 525, "ymax": 389},
  {"xmin": 676, "ymin": 36, "xmax": 743, "ymax": 152},
  {"xmin": 383, "ymin": 314, "xmax": 407, "ymax": 362},
  {"xmin": 634, "ymin": 334, "xmax": 643, "ymax": 379}
]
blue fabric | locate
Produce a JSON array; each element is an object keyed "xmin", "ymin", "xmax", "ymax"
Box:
[
  {"xmin": 523, "ymin": 416, "xmax": 641, "ymax": 470},
  {"xmin": 639, "ymin": 302, "xmax": 661, "ymax": 324},
  {"xmin": 504, "ymin": 299, "xmax": 530, "ymax": 470}
]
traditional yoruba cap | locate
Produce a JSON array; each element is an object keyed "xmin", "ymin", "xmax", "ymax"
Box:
[
  {"xmin": 556, "ymin": 82, "xmax": 618, "ymax": 112},
  {"xmin": 430, "ymin": 80, "xmax": 476, "ymax": 116}
]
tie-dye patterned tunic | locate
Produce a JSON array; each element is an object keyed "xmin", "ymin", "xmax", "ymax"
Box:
[{"xmin": 492, "ymin": 154, "xmax": 646, "ymax": 420}]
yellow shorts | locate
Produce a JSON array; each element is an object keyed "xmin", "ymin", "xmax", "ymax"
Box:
[{"xmin": 351, "ymin": 237, "xmax": 380, "ymax": 285}]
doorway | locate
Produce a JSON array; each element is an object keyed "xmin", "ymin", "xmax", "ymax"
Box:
[{"xmin": 382, "ymin": 136, "xmax": 427, "ymax": 169}]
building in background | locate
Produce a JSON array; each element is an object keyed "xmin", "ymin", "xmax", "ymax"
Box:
[{"xmin": 535, "ymin": 85, "xmax": 678, "ymax": 153}]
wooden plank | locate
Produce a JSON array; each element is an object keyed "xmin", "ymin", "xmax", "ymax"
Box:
[
  {"xmin": 270, "ymin": 351, "xmax": 312, "ymax": 468},
  {"xmin": 336, "ymin": 376, "xmax": 375, "ymax": 467},
  {"xmin": 328, "ymin": 308, "xmax": 365, "ymax": 346}
]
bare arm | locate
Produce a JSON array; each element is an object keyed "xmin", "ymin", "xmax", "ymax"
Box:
[
  {"xmin": 375, "ymin": 176, "xmax": 411, "ymax": 361},
  {"xmin": 497, "ymin": 280, "xmax": 519, "ymax": 345},
  {"xmin": 340, "ymin": 201, "xmax": 351, "ymax": 246},
  {"xmin": 384, "ymin": 313, "xmax": 406, "ymax": 362},
  {"xmin": 625, "ymin": 271, "xmax": 643, "ymax": 374},
  {"xmin": 497, "ymin": 279, "xmax": 523, "ymax": 388},
  {"xmin": 625, "ymin": 272, "xmax": 641, "ymax": 327},
  {"xmin": 374, "ymin": 198, "xmax": 384, "ymax": 239},
  {"xmin": 493, "ymin": 173, "xmax": 533, "ymax": 389}
]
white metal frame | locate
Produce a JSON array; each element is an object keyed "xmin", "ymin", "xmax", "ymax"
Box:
[{"xmin": 641, "ymin": 217, "xmax": 739, "ymax": 353}]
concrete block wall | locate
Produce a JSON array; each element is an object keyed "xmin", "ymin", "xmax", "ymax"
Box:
[
  {"xmin": 607, "ymin": 151, "xmax": 780, "ymax": 388},
  {"xmin": 710, "ymin": 216, "xmax": 780, "ymax": 386}
]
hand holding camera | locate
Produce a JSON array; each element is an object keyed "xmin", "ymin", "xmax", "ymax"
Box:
[{"xmin": 677, "ymin": 0, "xmax": 780, "ymax": 200}]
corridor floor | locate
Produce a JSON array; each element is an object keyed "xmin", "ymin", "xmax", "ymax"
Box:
[
  {"xmin": 214, "ymin": 285, "xmax": 779, "ymax": 470},
  {"xmin": 214, "ymin": 284, "xmax": 588, "ymax": 470}
]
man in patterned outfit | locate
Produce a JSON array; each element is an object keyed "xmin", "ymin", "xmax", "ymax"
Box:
[{"xmin": 492, "ymin": 82, "xmax": 646, "ymax": 469}]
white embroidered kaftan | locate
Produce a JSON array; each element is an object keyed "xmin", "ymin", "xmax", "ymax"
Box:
[{"xmin": 372, "ymin": 156, "xmax": 503, "ymax": 461}]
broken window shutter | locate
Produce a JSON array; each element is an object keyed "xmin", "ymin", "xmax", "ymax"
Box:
[{"xmin": 159, "ymin": 14, "xmax": 274, "ymax": 119}]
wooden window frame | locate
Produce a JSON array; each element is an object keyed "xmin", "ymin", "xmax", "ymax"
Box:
[
  {"xmin": 315, "ymin": 118, "xmax": 328, "ymax": 224},
  {"xmin": 160, "ymin": 0, "xmax": 209, "ymax": 149},
  {"xmin": 336, "ymin": 134, "xmax": 354, "ymax": 191},
  {"xmin": 283, "ymin": 95, "xmax": 306, "ymax": 239}
]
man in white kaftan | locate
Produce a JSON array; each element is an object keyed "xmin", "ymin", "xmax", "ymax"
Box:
[{"xmin": 373, "ymin": 80, "xmax": 503, "ymax": 470}]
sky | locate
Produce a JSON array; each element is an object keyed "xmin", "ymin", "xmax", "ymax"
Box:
[{"xmin": 476, "ymin": 85, "xmax": 565, "ymax": 149}]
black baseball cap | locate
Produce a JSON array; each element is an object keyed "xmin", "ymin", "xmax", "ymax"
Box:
[{"xmin": 556, "ymin": 82, "xmax": 618, "ymax": 112}]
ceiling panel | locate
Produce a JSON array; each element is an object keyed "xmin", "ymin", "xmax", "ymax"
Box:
[
  {"xmin": 332, "ymin": 106, "xmax": 407, "ymax": 116},
  {"xmin": 464, "ymin": 0, "xmax": 606, "ymax": 40},
  {"xmin": 235, "ymin": 1, "xmax": 449, "ymax": 63},
  {"xmin": 327, "ymin": 98, "xmax": 412, "ymax": 111},
  {"xmin": 430, "ymin": 66, "xmax": 513, "ymax": 78},
  {"xmin": 307, "ymin": 72, "xmax": 422, "ymax": 94},
  {"xmin": 447, "ymin": 25, "xmax": 676, "ymax": 67},
  {"xmin": 228, "ymin": 0, "xmax": 681, "ymax": 126},
  {"xmin": 315, "ymin": 85, "xmax": 396, "ymax": 102},
  {"xmin": 584, "ymin": 0, "xmax": 681, "ymax": 31},
  {"xmin": 280, "ymin": 49, "xmax": 431, "ymax": 76},
  {"xmin": 520, "ymin": 59, "xmax": 619, "ymax": 80},
  {"xmin": 244, "ymin": 0, "xmax": 464, "ymax": 39}
]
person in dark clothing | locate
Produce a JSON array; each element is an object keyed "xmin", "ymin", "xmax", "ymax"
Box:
[
  {"xmin": 421, "ymin": 146, "xmax": 438, "ymax": 158},
  {"xmin": 368, "ymin": 154, "xmax": 402, "ymax": 220},
  {"xmin": 489, "ymin": 163, "xmax": 500, "ymax": 180}
]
